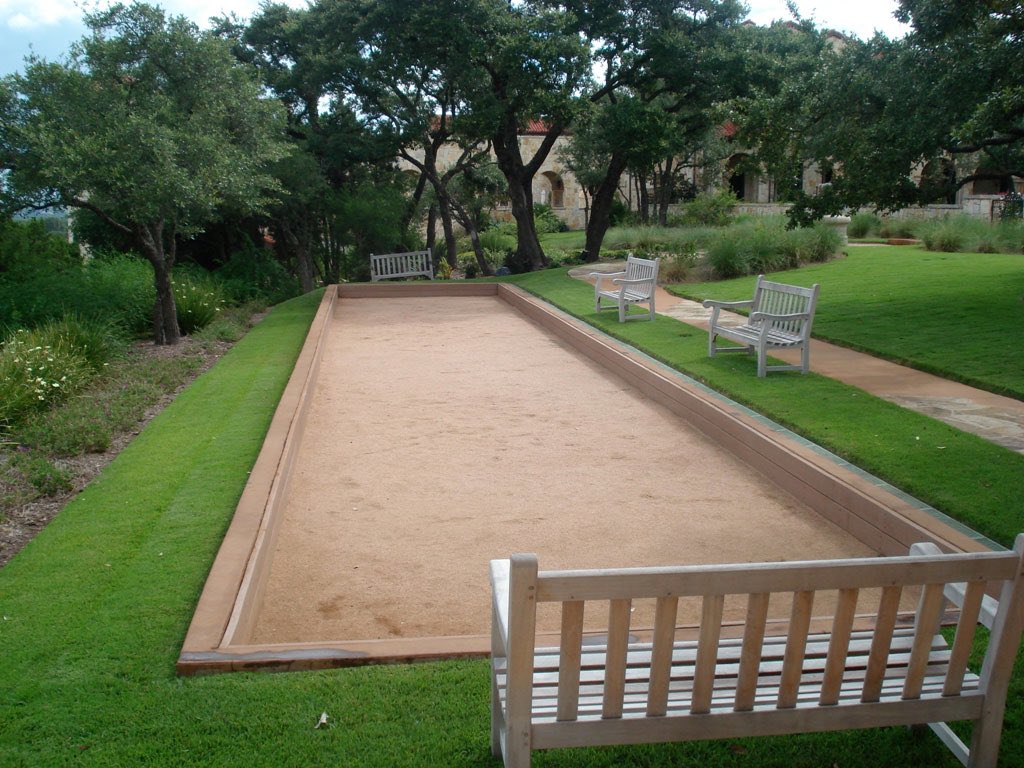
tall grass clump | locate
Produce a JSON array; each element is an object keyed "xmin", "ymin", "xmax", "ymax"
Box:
[
  {"xmin": 173, "ymin": 269, "xmax": 229, "ymax": 335},
  {"xmin": 847, "ymin": 211, "xmax": 882, "ymax": 238},
  {"xmin": 676, "ymin": 189, "xmax": 738, "ymax": 227},
  {"xmin": 0, "ymin": 320, "xmax": 109, "ymax": 426},
  {"xmin": 919, "ymin": 215, "xmax": 1024, "ymax": 254},
  {"xmin": 706, "ymin": 217, "xmax": 842, "ymax": 278},
  {"xmin": 876, "ymin": 217, "xmax": 921, "ymax": 239}
]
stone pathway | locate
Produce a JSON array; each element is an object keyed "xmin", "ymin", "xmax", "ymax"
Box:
[{"xmin": 570, "ymin": 264, "xmax": 1024, "ymax": 454}]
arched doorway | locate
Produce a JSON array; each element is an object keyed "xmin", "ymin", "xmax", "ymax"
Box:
[
  {"xmin": 726, "ymin": 154, "xmax": 759, "ymax": 202},
  {"xmin": 540, "ymin": 171, "xmax": 566, "ymax": 208}
]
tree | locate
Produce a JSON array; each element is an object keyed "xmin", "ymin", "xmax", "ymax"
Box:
[
  {"xmin": 556, "ymin": 0, "xmax": 745, "ymax": 260},
  {"xmin": 458, "ymin": 0, "xmax": 592, "ymax": 271},
  {"xmin": 732, "ymin": 4, "xmax": 1023, "ymax": 224},
  {"xmin": 0, "ymin": 3, "xmax": 289, "ymax": 344},
  {"xmin": 323, "ymin": 0, "xmax": 494, "ymax": 271}
]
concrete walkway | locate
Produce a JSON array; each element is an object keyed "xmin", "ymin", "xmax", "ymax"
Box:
[{"xmin": 571, "ymin": 264, "xmax": 1024, "ymax": 454}]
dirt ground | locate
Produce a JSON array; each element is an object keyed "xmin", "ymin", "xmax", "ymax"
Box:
[{"xmin": 249, "ymin": 295, "xmax": 876, "ymax": 644}]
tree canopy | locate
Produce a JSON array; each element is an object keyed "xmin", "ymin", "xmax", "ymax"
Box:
[{"xmin": 0, "ymin": 2, "xmax": 289, "ymax": 343}]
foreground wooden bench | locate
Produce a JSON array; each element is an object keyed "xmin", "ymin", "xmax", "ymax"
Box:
[
  {"xmin": 490, "ymin": 538, "xmax": 1024, "ymax": 767},
  {"xmin": 590, "ymin": 255, "xmax": 660, "ymax": 322},
  {"xmin": 370, "ymin": 250, "xmax": 434, "ymax": 282},
  {"xmin": 703, "ymin": 274, "xmax": 819, "ymax": 377}
]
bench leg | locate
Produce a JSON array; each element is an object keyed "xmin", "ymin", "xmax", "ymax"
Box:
[
  {"xmin": 801, "ymin": 343, "xmax": 810, "ymax": 373},
  {"xmin": 757, "ymin": 345, "xmax": 767, "ymax": 377},
  {"xmin": 618, "ymin": 300, "xmax": 626, "ymax": 323}
]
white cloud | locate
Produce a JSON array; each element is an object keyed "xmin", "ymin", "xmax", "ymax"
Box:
[
  {"xmin": 745, "ymin": 0, "xmax": 910, "ymax": 40},
  {"xmin": 2, "ymin": 0, "xmax": 80, "ymax": 29}
]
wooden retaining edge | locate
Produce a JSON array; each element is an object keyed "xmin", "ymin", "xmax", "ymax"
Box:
[
  {"xmin": 178, "ymin": 281, "xmax": 989, "ymax": 675},
  {"xmin": 496, "ymin": 284, "xmax": 985, "ymax": 558},
  {"xmin": 177, "ymin": 287, "xmax": 336, "ymax": 674}
]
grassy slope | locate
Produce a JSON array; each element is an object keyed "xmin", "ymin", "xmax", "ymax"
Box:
[
  {"xmin": 669, "ymin": 246, "xmax": 1024, "ymax": 399},
  {"xmin": 0, "ymin": 277, "xmax": 1022, "ymax": 766},
  {"xmin": 514, "ymin": 268, "xmax": 1024, "ymax": 548}
]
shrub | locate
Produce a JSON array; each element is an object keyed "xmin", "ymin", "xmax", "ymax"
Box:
[
  {"xmin": 215, "ymin": 244, "xmax": 299, "ymax": 305},
  {"xmin": 661, "ymin": 244, "xmax": 699, "ymax": 283},
  {"xmin": 456, "ymin": 252, "xmax": 480, "ymax": 278},
  {"xmin": 789, "ymin": 223, "xmax": 842, "ymax": 264},
  {"xmin": 173, "ymin": 271, "xmax": 230, "ymax": 335},
  {"xmin": 0, "ymin": 218, "xmax": 80, "ymax": 277},
  {"xmin": 876, "ymin": 217, "xmax": 920, "ymax": 239},
  {"xmin": 532, "ymin": 203, "xmax": 562, "ymax": 235},
  {"xmin": 477, "ymin": 230, "xmax": 517, "ymax": 254},
  {"xmin": 707, "ymin": 235, "xmax": 746, "ymax": 278},
  {"xmin": 847, "ymin": 212, "xmax": 881, "ymax": 239},
  {"xmin": 0, "ymin": 328, "xmax": 92, "ymax": 426},
  {"xmin": 679, "ymin": 189, "xmax": 738, "ymax": 227}
]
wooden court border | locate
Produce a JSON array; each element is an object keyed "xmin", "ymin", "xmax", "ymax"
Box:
[{"xmin": 177, "ymin": 282, "xmax": 989, "ymax": 675}]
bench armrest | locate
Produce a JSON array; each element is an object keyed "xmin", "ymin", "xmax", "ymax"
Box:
[
  {"xmin": 590, "ymin": 271, "xmax": 626, "ymax": 290},
  {"xmin": 613, "ymin": 277, "xmax": 656, "ymax": 286},
  {"xmin": 750, "ymin": 310, "xmax": 812, "ymax": 323},
  {"xmin": 490, "ymin": 559, "xmax": 511, "ymax": 645},
  {"xmin": 702, "ymin": 298, "xmax": 753, "ymax": 310}
]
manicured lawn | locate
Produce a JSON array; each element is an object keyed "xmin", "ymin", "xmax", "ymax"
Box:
[
  {"xmin": 668, "ymin": 245, "xmax": 1024, "ymax": 400},
  {"xmin": 2, "ymin": 277, "xmax": 1023, "ymax": 766}
]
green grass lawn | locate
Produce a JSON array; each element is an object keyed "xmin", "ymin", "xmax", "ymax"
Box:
[
  {"xmin": 2, "ymin": 277, "xmax": 1024, "ymax": 766},
  {"xmin": 668, "ymin": 245, "xmax": 1024, "ymax": 400}
]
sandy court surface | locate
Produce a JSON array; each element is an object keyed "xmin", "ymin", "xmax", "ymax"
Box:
[{"xmin": 249, "ymin": 295, "xmax": 878, "ymax": 644}]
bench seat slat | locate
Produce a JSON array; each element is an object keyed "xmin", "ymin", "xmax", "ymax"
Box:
[
  {"xmin": 491, "ymin": 539, "xmax": 1024, "ymax": 767},
  {"xmin": 528, "ymin": 696, "xmax": 985, "ymax": 751}
]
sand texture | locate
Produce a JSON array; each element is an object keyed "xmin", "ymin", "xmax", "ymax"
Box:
[{"xmin": 249, "ymin": 296, "xmax": 875, "ymax": 643}]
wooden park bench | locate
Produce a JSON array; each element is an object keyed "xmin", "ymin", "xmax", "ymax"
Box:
[
  {"xmin": 370, "ymin": 250, "xmax": 434, "ymax": 282},
  {"xmin": 590, "ymin": 255, "xmax": 660, "ymax": 323},
  {"xmin": 489, "ymin": 537, "xmax": 1024, "ymax": 768},
  {"xmin": 703, "ymin": 275, "xmax": 819, "ymax": 377}
]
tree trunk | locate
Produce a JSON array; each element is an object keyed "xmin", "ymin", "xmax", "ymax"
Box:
[
  {"xmin": 467, "ymin": 226, "xmax": 495, "ymax": 277},
  {"xmin": 658, "ymin": 157, "xmax": 676, "ymax": 226},
  {"xmin": 637, "ymin": 172, "xmax": 650, "ymax": 224},
  {"xmin": 492, "ymin": 121, "xmax": 554, "ymax": 272},
  {"xmin": 434, "ymin": 189, "xmax": 459, "ymax": 269},
  {"xmin": 582, "ymin": 154, "xmax": 629, "ymax": 263},
  {"xmin": 136, "ymin": 222, "xmax": 180, "ymax": 345},
  {"xmin": 426, "ymin": 204, "xmax": 437, "ymax": 267}
]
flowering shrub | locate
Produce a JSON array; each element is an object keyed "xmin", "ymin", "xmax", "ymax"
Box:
[
  {"xmin": 0, "ymin": 332, "xmax": 90, "ymax": 426},
  {"xmin": 173, "ymin": 275, "xmax": 228, "ymax": 335}
]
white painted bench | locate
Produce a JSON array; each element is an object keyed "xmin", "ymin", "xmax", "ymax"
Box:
[
  {"xmin": 490, "ymin": 537, "xmax": 1024, "ymax": 768},
  {"xmin": 590, "ymin": 255, "xmax": 660, "ymax": 322},
  {"xmin": 369, "ymin": 250, "xmax": 434, "ymax": 282},
  {"xmin": 703, "ymin": 274, "xmax": 820, "ymax": 377}
]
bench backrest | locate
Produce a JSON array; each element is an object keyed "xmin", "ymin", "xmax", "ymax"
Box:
[
  {"xmin": 751, "ymin": 274, "xmax": 819, "ymax": 338},
  {"xmin": 495, "ymin": 537, "xmax": 1024, "ymax": 723},
  {"xmin": 624, "ymin": 255, "xmax": 659, "ymax": 295},
  {"xmin": 370, "ymin": 250, "xmax": 433, "ymax": 281}
]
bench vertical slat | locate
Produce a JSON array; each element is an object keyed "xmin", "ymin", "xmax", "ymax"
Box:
[
  {"xmin": 820, "ymin": 588, "xmax": 860, "ymax": 705},
  {"xmin": 646, "ymin": 596, "xmax": 679, "ymax": 717},
  {"xmin": 691, "ymin": 594, "xmax": 726, "ymax": 714},
  {"xmin": 603, "ymin": 599, "xmax": 632, "ymax": 719},
  {"xmin": 557, "ymin": 601, "xmax": 585, "ymax": 721},
  {"xmin": 735, "ymin": 592, "xmax": 771, "ymax": 711},
  {"xmin": 903, "ymin": 583, "xmax": 947, "ymax": 699},
  {"xmin": 862, "ymin": 585, "xmax": 903, "ymax": 703},
  {"xmin": 943, "ymin": 581, "xmax": 985, "ymax": 696},
  {"xmin": 970, "ymin": 535, "xmax": 1024, "ymax": 767},
  {"xmin": 505, "ymin": 554, "xmax": 539, "ymax": 767},
  {"xmin": 778, "ymin": 590, "xmax": 815, "ymax": 708}
]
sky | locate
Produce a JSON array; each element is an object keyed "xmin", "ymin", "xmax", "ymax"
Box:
[{"xmin": 0, "ymin": 0, "xmax": 912, "ymax": 79}]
